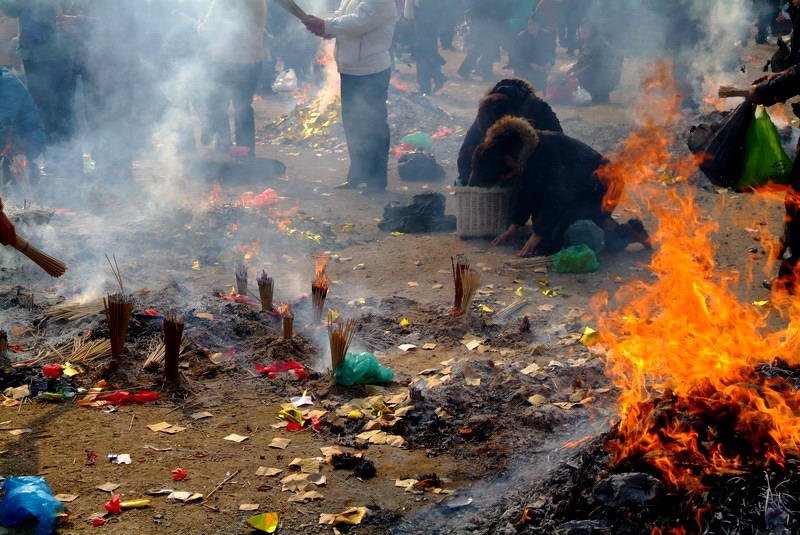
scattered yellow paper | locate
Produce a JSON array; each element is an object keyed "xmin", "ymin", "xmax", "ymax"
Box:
[
  {"xmin": 319, "ymin": 507, "xmax": 368, "ymax": 526},
  {"xmin": 390, "ymin": 232, "xmax": 405, "ymax": 236},
  {"xmin": 515, "ymin": 287, "xmax": 525, "ymax": 297},
  {"xmin": 579, "ymin": 327, "xmax": 602, "ymax": 346},
  {"xmin": 191, "ymin": 260, "xmax": 201, "ymax": 270},
  {"xmin": 334, "ymin": 223, "xmax": 355, "ymax": 233},
  {"xmin": 62, "ymin": 362, "xmax": 83, "ymax": 377},
  {"xmin": 542, "ymin": 289, "xmax": 559, "ymax": 297},
  {"xmin": 278, "ymin": 407, "xmax": 306, "ymax": 425},
  {"xmin": 478, "ymin": 304, "xmax": 493, "ymax": 313},
  {"xmin": 538, "ymin": 279, "xmax": 549, "ymax": 286},
  {"xmin": 400, "ymin": 317, "xmax": 410, "ymax": 327},
  {"xmin": 327, "ymin": 309, "xmax": 341, "ymax": 321},
  {"xmin": 752, "ymin": 300, "xmax": 771, "ymax": 308}
]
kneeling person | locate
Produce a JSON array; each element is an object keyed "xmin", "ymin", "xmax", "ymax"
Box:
[{"xmin": 470, "ymin": 117, "xmax": 649, "ymax": 256}]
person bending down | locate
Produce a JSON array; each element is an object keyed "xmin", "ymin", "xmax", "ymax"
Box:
[
  {"xmin": 469, "ymin": 116, "xmax": 650, "ymax": 256},
  {"xmin": 0, "ymin": 197, "xmax": 16, "ymax": 247},
  {"xmin": 456, "ymin": 78, "xmax": 562, "ymax": 185}
]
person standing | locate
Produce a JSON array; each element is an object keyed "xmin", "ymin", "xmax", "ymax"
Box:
[
  {"xmin": 404, "ymin": 0, "xmax": 446, "ymax": 95},
  {"xmin": 200, "ymin": 0, "xmax": 267, "ymax": 157},
  {"xmin": 511, "ymin": 13, "xmax": 555, "ymax": 93},
  {"xmin": 0, "ymin": 65, "xmax": 46, "ymax": 187},
  {"xmin": 303, "ymin": 0, "xmax": 398, "ymax": 195},
  {"xmin": 0, "ymin": 196, "xmax": 14, "ymax": 247},
  {"xmin": 0, "ymin": 0, "xmax": 79, "ymax": 179}
]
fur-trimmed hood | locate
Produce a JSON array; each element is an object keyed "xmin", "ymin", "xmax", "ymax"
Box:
[
  {"xmin": 469, "ymin": 116, "xmax": 539, "ymax": 186},
  {"xmin": 484, "ymin": 116, "xmax": 539, "ymax": 165}
]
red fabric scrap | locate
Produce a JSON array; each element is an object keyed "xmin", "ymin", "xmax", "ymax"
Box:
[
  {"xmin": 104, "ymin": 494, "xmax": 121, "ymax": 515},
  {"xmin": 255, "ymin": 361, "xmax": 308, "ymax": 379},
  {"xmin": 97, "ymin": 391, "xmax": 159, "ymax": 405},
  {"xmin": 171, "ymin": 468, "xmax": 187, "ymax": 481},
  {"xmin": 42, "ymin": 363, "xmax": 63, "ymax": 377}
]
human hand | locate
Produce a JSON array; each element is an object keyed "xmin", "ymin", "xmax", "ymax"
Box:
[
  {"xmin": 303, "ymin": 15, "xmax": 326, "ymax": 36},
  {"xmin": 0, "ymin": 212, "xmax": 16, "ymax": 247},
  {"xmin": 491, "ymin": 225, "xmax": 519, "ymax": 246},
  {"xmin": 517, "ymin": 234, "xmax": 541, "ymax": 257},
  {"xmin": 746, "ymin": 85, "xmax": 761, "ymax": 104},
  {"xmin": 752, "ymin": 72, "xmax": 781, "ymax": 85}
]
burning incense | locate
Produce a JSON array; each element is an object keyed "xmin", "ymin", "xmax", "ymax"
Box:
[
  {"xmin": 235, "ymin": 261, "xmax": 248, "ymax": 297},
  {"xmin": 327, "ymin": 311, "xmax": 356, "ymax": 373},
  {"xmin": 257, "ymin": 271, "xmax": 274, "ymax": 311},
  {"xmin": 0, "ymin": 330, "xmax": 7, "ymax": 354},
  {"xmin": 451, "ymin": 254, "xmax": 470, "ymax": 314},
  {"xmin": 281, "ymin": 304, "xmax": 294, "ymax": 339},
  {"xmin": 163, "ymin": 309, "xmax": 186, "ymax": 382},
  {"xmin": 458, "ymin": 269, "xmax": 481, "ymax": 315},
  {"xmin": 311, "ymin": 255, "xmax": 330, "ymax": 323},
  {"xmin": 104, "ymin": 255, "xmax": 134, "ymax": 358}
]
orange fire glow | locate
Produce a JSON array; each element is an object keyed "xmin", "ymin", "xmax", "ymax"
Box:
[
  {"xmin": 271, "ymin": 206, "xmax": 299, "ymax": 231},
  {"xmin": 236, "ymin": 239, "xmax": 261, "ymax": 260},
  {"xmin": 593, "ymin": 62, "xmax": 800, "ymax": 505},
  {"xmin": 280, "ymin": 303, "xmax": 294, "ymax": 318},
  {"xmin": 203, "ymin": 180, "xmax": 222, "ymax": 206},
  {"xmin": 313, "ymin": 254, "xmax": 330, "ymax": 291}
]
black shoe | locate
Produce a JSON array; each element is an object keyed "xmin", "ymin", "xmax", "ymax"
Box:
[
  {"xmin": 433, "ymin": 74, "xmax": 447, "ymax": 93},
  {"xmin": 361, "ymin": 186, "xmax": 386, "ymax": 196},
  {"xmin": 625, "ymin": 218, "xmax": 652, "ymax": 249},
  {"xmin": 334, "ymin": 182, "xmax": 359, "ymax": 189},
  {"xmin": 456, "ymin": 69, "xmax": 472, "ymax": 80}
]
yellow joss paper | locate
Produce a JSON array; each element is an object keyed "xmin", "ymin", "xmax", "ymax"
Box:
[
  {"xmin": 390, "ymin": 232, "xmax": 405, "ymax": 236},
  {"xmin": 542, "ymin": 289, "xmax": 558, "ymax": 297},
  {"xmin": 278, "ymin": 407, "xmax": 305, "ymax": 425},
  {"xmin": 191, "ymin": 260, "xmax": 201, "ymax": 270},
  {"xmin": 537, "ymin": 279, "xmax": 549, "ymax": 286},
  {"xmin": 579, "ymin": 327, "xmax": 602, "ymax": 346},
  {"xmin": 62, "ymin": 362, "xmax": 83, "ymax": 377},
  {"xmin": 515, "ymin": 287, "xmax": 525, "ymax": 297},
  {"xmin": 327, "ymin": 309, "xmax": 341, "ymax": 321},
  {"xmin": 120, "ymin": 499, "xmax": 151, "ymax": 509},
  {"xmin": 245, "ymin": 512, "xmax": 280, "ymax": 533},
  {"xmin": 399, "ymin": 317, "xmax": 410, "ymax": 327},
  {"xmin": 478, "ymin": 304, "xmax": 493, "ymax": 313},
  {"xmin": 752, "ymin": 300, "xmax": 771, "ymax": 308}
]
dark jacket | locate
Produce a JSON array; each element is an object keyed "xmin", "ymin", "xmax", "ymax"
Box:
[
  {"xmin": 508, "ymin": 131, "xmax": 608, "ymax": 238},
  {"xmin": 756, "ymin": 65, "xmax": 800, "ymax": 107},
  {"xmin": 0, "ymin": 67, "xmax": 46, "ymax": 159},
  {"xmin": 0, "ymin": 0, "xmax": 73, "ymax": 62},
  {"xmin": 511, "ymin": 28, "xmax": 556, "ymax": 82},
  {"xmin": 457, "ymin": 78, "xmax": 563, "ymax": 183},
  {"xmin": 574, "ymin": 33, "xmax": 621, "ymax": 94}
]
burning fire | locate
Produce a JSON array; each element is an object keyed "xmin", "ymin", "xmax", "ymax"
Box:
[
  {"xmin": 313, "ymin": 254, "xmax": 330, "ymax": 292},
  {"xmin": 593, "ymin": 62, "xmax": 800, "ymax": 505}
]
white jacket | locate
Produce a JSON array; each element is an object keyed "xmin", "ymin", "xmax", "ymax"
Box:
[{"xmin": 325, "ymin": 0, "xmax": 398, "ymax": 76}]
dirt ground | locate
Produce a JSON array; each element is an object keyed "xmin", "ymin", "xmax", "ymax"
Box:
[{"xmin": 0, "ymin": 36, "xmax": 794, "ymax": 535}]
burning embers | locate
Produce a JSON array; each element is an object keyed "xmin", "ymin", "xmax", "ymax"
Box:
[{"xmin": 311, "ymin": 255, "xmax": 330, "ymax": 324}]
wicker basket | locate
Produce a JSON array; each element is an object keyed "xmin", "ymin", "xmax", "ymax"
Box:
[{"xmin": 455, "ymin": 186, "xmax": 512, "ymax": 238}]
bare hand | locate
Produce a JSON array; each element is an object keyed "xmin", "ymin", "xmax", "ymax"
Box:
[
  {"xmin": 492, "ymin": 226, "xmax": 519, "ymax": 246},
  {"xmin": 303, "ymin": 15, "xmax": 326, "ymax": 36},
  {"xmin": 747, "ymin": 85, "xmax": 760, "ymax": 104},
  {"xmin": 751, "ymin": 72, "xmax": 780, "ymax": 85},
  {"xmin": 517, "ymin": 235, "xmax": 541, "ymax": 257},
  {"xmin": 0, "ymin": 212, "xmax": 16, "ymax": 247}
]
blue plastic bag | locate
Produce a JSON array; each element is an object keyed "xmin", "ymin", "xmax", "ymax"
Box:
[
  {"xmin": 0, "ymin": 476, "xmax": 64, "ymax": 535},
  {"xmin": 333, "ymin": 352, "xmax": 394, "ymax": 386}
]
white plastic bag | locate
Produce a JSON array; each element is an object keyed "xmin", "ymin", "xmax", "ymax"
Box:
[
  {"xmin": 272, "ymin": 69, "xmax": 298, "ymax": 93},
  {"xmin": 572, "ymin": 86, "xmax": 592, "ymax": 104}
]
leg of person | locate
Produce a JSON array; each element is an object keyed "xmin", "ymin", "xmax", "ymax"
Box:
[
  {"xmin": 357, "ymin": 69, "xmax": 391, "ymax": 192},
  {"xmin": 230, "ymin": 62, "xmax": 263, "ymax": 156},
  {"xmin": 339, "ymin": 73, "xmax": 368, "ymax": 188},
  {"xmin": 205, "ymin": 63, "xmax": 233, "ymax": 152}
]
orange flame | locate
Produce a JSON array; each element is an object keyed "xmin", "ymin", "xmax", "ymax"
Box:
[
  {"xmin": 271, "ymin": 206, "xmax": 299, "ymax": 231},
  {"xmin": 280, "ymin": 303, "xmax": 294, "ymax": 319},
  {"xmin": 203, "ymin": 180, "xmax": 222, "ymax": 206},
  {"xmin": 313, "ymin": 254, "xmax": 330, "ymax": 291},
  {"xmin": 292, "ymin": 82, "xmax": 313, "ymax": 106},
  {"xmin": 593, "ymin": 62, "xmax": 800, "ymax": 506},
  {"xmin": 236, "ymin": 238, "xmax": 261, "ymax": 260}
]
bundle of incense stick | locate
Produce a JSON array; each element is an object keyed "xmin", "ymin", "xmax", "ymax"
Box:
[
  {"xmin": 143, "ymin": 339, "xmax": 190, "ymax": 370},
  {"xmin": 163, "ymin": 309, "xmax": 187, "ymax": 382},
  {"xmin": 718, "ymin": 86, "xmax": 749, "ymax": 98},
  {"xmin": 451, "ymin": 254, "xmax": 470, "ymax": 313},
  {"xmin": 235, "ymin": 261, "xmax": 248, "ymax": 296},
  {"xmin": 327, "ymin": 311, "xmax": 356, "ymax": 373},
  {"xmin": 104, "ymin": 255, "xmax": 133, "ymax": 358},
  {"xmin": 273, "ymin": 0, "xmax": 307, "ymax": 20},
  {"xmin": 23, "ymin": 338, "xmax": 113, "ymax": 367},
  {"xmin": 458, "ymin": 269, "xmax": 480, "ymax": 315},
  {"xmin": 0, "ymin": 330, "xmax": 7, "ymax": 354},
  {"xmin": 311, "ymin": 259, "xmax": 330, "ymax": 324},
  {"xmin": 257, "ymin": 271, "xmax": 274, "ymax": 311},
  {"xmin": 13, "ymin": 236, "xmax": 67, "ymax": 278},
  {"xmin": 281, "ymin": 304, "xmax": 294, "ymax": 339}
]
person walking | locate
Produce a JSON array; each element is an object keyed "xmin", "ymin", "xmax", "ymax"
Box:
[{"xmin": 303, "ymin": 0, "xmax": 398, "ymax": 195}]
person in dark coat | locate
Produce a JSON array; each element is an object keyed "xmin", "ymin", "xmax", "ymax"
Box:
[
  {"xmin": 748, "ymin": 63, "xmax": 800, "ymax": 292},
  {"xmin": 469, "ymin": 116, "xmax": 650, "ymax": 256},
  {"xmin": 0, "ymin": 196, "xmax": 14, "ymax": 246},
  {"xmin": 456, "ymin": 78, "xmax": 562, "ymax": 185},
  {"xmin": 511, "ymin": 13, "xmax": 556, "ymax": 94},
  {"xmin": 569, "ymin": 20, "xmax": 621, "ymax": 104}
]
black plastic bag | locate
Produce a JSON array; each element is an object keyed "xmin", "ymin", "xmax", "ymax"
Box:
[
  {"xmin": 688, "ymin": 102, "xmax": 754, "ymax": 188},
  {"xmin": 377, "ymin": 192, "xmax": 456, "ymax": 233},
  {"xmin": 398, "ymin": 151, "xmax": 446, "ymax": 182}
]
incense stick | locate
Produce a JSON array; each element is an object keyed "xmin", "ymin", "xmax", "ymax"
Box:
[
  {"xmin": 458, "ymin": 269, "xmax": 480, "ymax": 315},
  {"xmin": 327, "ymin": 311, "xmax": 356, "ymax": 373},
  {"xmin": 311, "ymin": 256, "xmax": 330, "ymax": 323},
  {"xmin": 163, "ymin": 309, "xmax": 186, "ymax": 382},
  {"xmin": 104, "ymin": 255, "xmax": 133, "ymax": 358},
  {"xmin": 235, "ymin": 261, "xmax": 248, "ymax": 297},
  {"xmin": 13, "ymin": 236, "xmax": 67, "ymax": 278},
  {"xmin": 281, "ymin": 304, "xmax": 294, "ymax": 339},
  {"xmin": 257, "ymin": 271, "xmax": 274, "ymax": 311},
  {"xmin": 451, "ymin": 254, "xmax": 470, "ymax": 314},
  {"xmin": 0, "ymin": 330, "xmax": 7, "ymax": 354}
]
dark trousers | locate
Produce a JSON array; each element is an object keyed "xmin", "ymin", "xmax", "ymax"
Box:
[
  {"xmin": 414, "ymin": 31, "xmax": 445, "ymax": 93},
  {"xmin": 23, "ymin": 59, "xmax": 80, "ymax": 176},
  {"xmin": 340, "ymin": 68, "xmax": 391, "ymax": 188},
  {"xmin": 207, "ymin": 62, "xmax": 262, "ymax": 154},
  {"xmin": 778, "ymin": 157, "xmax": 800, "ymax": 282}
]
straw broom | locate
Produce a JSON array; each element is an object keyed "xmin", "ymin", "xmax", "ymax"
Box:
[
  {"xmin": 327, "ymin": 311, "xmax": 356, "ymax": 373},
  {"xmin": 104, "ymin": 255, "xmax": 133, "ymax": 358},
  {"xmin": 257, "ymin": 271, "xmax": 274, "ymax": 311},
  {"xmin": 235, "ymin": 261, "xmax": 248, "ymax": 296},
  {"xmin": 163, "ymin": 309, "xmax": 186, "ymax": 382},
  {"xmin": 0, "ymin": 197, "xmax": 66, "ymax": 278}
]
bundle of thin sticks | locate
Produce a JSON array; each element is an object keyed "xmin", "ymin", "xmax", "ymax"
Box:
[
  {"xmin": 46, "ymin": 289, "xmax": 149, "ymax": 322},
  {"xmin": 718, "ymin": 86, "xmax": 749, "ymax": 99},
  {"xmin": 0, "ymin": 330, "xmax": 7, "ymax": 354},
  {"xmin": 104, "ymin": 256, "xmax": 133, "ymax": 358},
  {"xmin": 235, "ymin": 261, "xmax": 248, "ymax": 296},
  {"xmin": 13, "ymin": 236, "xmax": 67, "ymax": 278},
  {"xmin": 273, "ymin": 0, "xmax": 307, "ymax": 20},
  {"xmin": 311, "ymin": 259, "xmax": 330, "ymax": 324},
  {"xmin": 163, "ymin": 309, "xmax": 187, "ymax": 382},
  {"xmin": 257, "ymin": 271, "xmax": 274, "ymax": 311},
  {"xmin": 451, "ymin": 254, "xmax": 469, "ymax": 314},
  {"xmin": 457, "ymin": 268, "xmax": 480, "ymax": 315},
  {"xmin": 327, "ymin": 311, "xmax": 356, "ymax": 373},
  {"xmin": 20, "ymin": 338, "xmax": 112, "ymax": 368},
  {"xmin": 143, "ymin": 339, "xmax": 191, "ymax": 371},
  {"xmin": 281, "ymin": 304, "xmax": 294, "ymax": 339}
]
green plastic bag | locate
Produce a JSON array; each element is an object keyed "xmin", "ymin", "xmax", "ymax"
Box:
[
  {"xmin": 398, "ymin": 132, "xmax": 433, "ymax": 152},
  {"xmin": 737, "ymin": 106, "xmax": 793, "ymax": 191},
  {"xmin": 551, "ymin": 245, "xmax": 600, "ymax": 273},
  {"xmin": 333, "ymin": 352, "xmax": 394, "ymax": 386}
]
